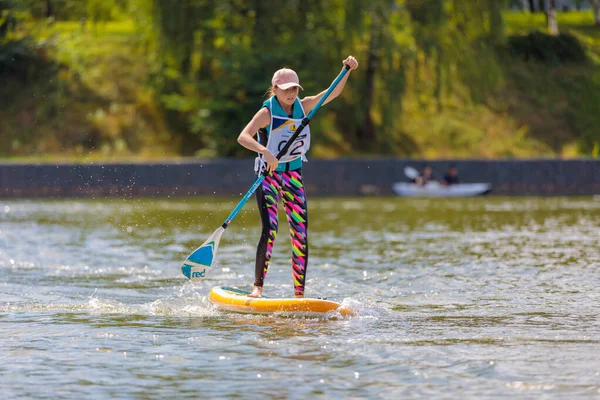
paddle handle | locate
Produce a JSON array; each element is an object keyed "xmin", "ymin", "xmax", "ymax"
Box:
[{"xmin": 221, "ymin": 66, "xmax": 351, "ymax": 229}]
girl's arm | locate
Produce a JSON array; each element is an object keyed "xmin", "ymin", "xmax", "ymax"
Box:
[
  {"xmin": 301, "ymin": 55, "xmax": 359, "ymax": 114},
  {"xmin": 237, "ymin": 107, "xmax": 279, "ymax": 173}
]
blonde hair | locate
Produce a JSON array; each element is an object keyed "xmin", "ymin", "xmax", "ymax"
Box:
[{"xmin": 265, "ymin": 86, "xmax": 276, "ymax": 98}]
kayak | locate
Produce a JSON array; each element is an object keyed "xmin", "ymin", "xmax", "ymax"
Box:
[
  {"xmin": 392, "ymin": 182, "xmax": 492, "ymax": 197},
  {"xmin": 209, "ymin": 286, "xmax": 353, "ymax": 316}
]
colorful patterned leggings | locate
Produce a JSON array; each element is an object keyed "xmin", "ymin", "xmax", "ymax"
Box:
[{"xmin": 254, "ymin": 169, "xmax": 308, "ymax": 297}]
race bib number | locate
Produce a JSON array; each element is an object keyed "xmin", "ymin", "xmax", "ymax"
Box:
[{"xmin": 277, "ymin": 133, "xmax": 308, "ymax": 158}]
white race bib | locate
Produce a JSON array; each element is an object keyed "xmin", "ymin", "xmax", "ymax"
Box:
[{"xmin": 266, "ymin": 116, "xmax": 310, "ymax": 163}]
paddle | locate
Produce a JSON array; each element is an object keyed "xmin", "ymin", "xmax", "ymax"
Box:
[
  {"xmin": 181, "ymin": 65, "xmax": 351, "ymax": 281},
  {"xmin": 404, "ymin": 166, "xmax": 419, "ymax": 180}
]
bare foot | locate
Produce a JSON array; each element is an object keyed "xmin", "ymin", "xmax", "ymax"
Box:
[
  {"xmin": 294, "ymin": 294, "xmax": 304, "ymax": 299},
  {"xmin": 248, "ymin": 285, "xmax": 263, "ymax": 298}
]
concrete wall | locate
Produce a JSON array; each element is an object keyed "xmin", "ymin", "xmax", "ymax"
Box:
[{"xmin": 0, "ymin": 159, "xmax": 599, "ymax": 198}]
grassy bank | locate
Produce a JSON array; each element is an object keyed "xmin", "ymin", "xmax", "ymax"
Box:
[
  {"xmin": 400, "ymin": 11, "xmax": 600, "ymax": 159},
  {"xmin": 2, "ymin": 11, "xmax": 599, "ymax": 161},
  {"xmin": 1, "ymin": 20, "xmax": 176, "ymax": 162}
]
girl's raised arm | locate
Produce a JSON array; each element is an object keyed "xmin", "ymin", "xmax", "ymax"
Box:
[{"xmin": 301, "ymin": 56, "xmax": 358, "ymax": 114}]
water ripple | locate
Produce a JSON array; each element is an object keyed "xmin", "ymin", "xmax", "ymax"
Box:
[{"xmin": 1, "ymin": 197, "xmax": 599, "ymax": 398}]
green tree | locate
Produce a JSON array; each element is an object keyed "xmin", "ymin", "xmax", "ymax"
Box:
[{"xmin": 145, "ymin": 0, "xmax": 517, "ymax": 156}]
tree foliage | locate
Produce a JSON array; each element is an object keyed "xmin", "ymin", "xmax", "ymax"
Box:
[
  {"xmin": 4, "ymin": 0, "xmax": 600, "ymax": 157},
  {"xmin": 146, "ymin": 0, "xmax": 517, "ymax": 156}
]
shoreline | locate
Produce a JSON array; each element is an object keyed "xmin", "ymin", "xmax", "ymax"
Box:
[{"xmin": 1, "ymin": 158, "xmax": 599, "ymax": 198}]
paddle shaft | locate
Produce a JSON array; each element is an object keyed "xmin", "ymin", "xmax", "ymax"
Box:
[{"xmin": 220, "ymin": 65, "xmax": 351, "ymax": 229}]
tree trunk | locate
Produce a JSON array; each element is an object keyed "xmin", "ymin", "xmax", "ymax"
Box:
[
  {"xmin": 489, "ymin": 0, "xmax": 504, "ymax": 44},
  {"xmin": 527, "ymin": 0, "xmax": 535, "ymax": 12},
  {"xmin": 546, "ymin": 0, "xmax": 559, "ymax": 35},
  {"xmin": 197, "ymin": 0, "xmax": 215, "ymax": 82},
  {"xmin": 434, "ymin": 46, "xmax": 443, "ymax": 112},
  {"xmin": 357, "ymin": 21, "xmax": 380, "ymax": 149},
  {"xmin": 178, "ymin": 0, "xmax": 195, "ymax": 77},
  {"xmin": 46, "ymin": 0, "xmax": 53, "ymax": 17},
  {"xmin": 592, "ymin": 0, "xmax": 600, "ymax": 27}
]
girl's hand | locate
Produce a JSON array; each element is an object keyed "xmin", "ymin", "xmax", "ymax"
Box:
[
  {"xmin": 343, "ymin": 55, "xmax": 359, "ymax": 70},
  {"xmin": 261, "ymin": 149, "xmax": 278, "ymax": 173}
]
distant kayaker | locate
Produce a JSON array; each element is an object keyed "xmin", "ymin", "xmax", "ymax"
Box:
[
  {"xmin": 415, "ymin": 166, "xmax": 435, "ymax": 186},
  {"xmin": 442, "ymin": 165, "xmax": 460, "ymax": 186}
]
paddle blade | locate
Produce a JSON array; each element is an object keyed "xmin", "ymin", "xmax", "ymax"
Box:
[
  {"xmin": 181, "ymin": 227, "xmax": 225, "ymax": 282},
  {"xmin": 404, "ymin": 166, "xmax": 419, "ymax": 180}
]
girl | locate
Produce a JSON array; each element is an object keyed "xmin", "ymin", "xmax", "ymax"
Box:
[{"xmin": 237, "ymin": 56, "xmax": 359, "ymax": 298}]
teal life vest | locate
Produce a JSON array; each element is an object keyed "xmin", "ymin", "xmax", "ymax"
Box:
[{"xmin": 255, "ymin": 96, "xmax": 310, "ymax": 172}]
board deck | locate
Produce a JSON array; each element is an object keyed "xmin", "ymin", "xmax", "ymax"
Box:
[{"xmin": 209, "ymin": 286, "xmax": 353, "ymax": 316}]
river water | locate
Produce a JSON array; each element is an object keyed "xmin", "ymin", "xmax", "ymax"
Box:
[{"xmin": 1, "ymin": 197, "xmax": 599, "ymax": 399}]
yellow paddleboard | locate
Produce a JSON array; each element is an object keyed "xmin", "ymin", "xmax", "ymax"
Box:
[{"xmin": 209, "ymin": 286, "xmax": 353, "ymax": 316}]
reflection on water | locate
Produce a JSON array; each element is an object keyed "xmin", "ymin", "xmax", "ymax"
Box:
[{"xmin": 1, "ymin": 197, "xmax": 599, "ymax": 398}]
